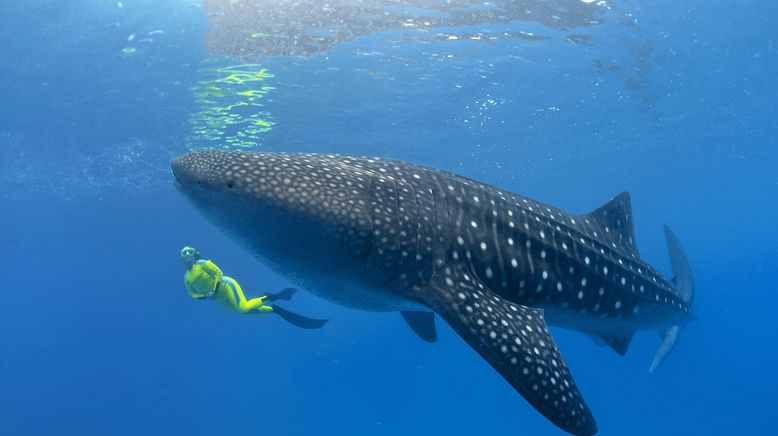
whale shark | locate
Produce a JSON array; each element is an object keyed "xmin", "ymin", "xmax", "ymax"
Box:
[{"xmin": 172, "ymin": 151, "xmax": 695, "ymax": 435}]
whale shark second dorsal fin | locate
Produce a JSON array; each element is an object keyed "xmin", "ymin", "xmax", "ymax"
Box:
[{"xmin": 580, "ymin": 192, "xmax": 639, "ymax": 257}]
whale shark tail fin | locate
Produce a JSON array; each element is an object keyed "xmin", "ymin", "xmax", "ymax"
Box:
[
  {"xmin": 649, "ymin": 226, "xmax": 695, "ymax": 373},
  {"xmin": 664, "ymin": 225, "xmax": 694, "ymax": 305}
]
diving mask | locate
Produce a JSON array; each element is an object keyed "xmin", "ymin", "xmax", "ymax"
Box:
[{"xmin": 180, "ymin": 246, "xmax": 199, "ymax": 265}]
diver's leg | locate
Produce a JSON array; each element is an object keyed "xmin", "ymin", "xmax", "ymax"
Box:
[
  {"xmin": 269, "ymin": 304, "xmax": 328, "ymax": 329},
  {"xmin": 263, "ymin": 287, "xmax": 297, "ymax": 302},
  {"xmin": 223, "ymin": 277, "xmax": 273, "ymax": 314}
]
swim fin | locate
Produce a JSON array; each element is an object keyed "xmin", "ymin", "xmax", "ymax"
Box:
[
  {"xmin": 264, "ymin": 287, "xmax": 297, "ymax": 302},
  {"xmin": 270, "ymin": 304, "xmax": 329, "ymax": 329}
]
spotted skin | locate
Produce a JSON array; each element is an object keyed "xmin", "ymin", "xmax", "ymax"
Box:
[
  {"xmin": 424, "ymin": 267, "xmax": 596, "ymax": 434},
  {"xmin": 172, "ymin": 151, "xmax": 695, "ymax": 436}
]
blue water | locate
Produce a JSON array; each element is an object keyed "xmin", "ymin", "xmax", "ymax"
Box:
[{"xmin": 1, "ymin": 1, "xmax": 776, "ymax": 435}]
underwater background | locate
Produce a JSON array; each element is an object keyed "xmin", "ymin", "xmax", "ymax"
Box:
[{"xmin": 0, "ymin": 1, "xmax": 776, "ymax": 435}]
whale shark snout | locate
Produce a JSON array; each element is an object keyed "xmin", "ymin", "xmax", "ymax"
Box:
[
  {"xmin": 172, "ymin": 151, "xmax": 369, "ymax": 220},
  {"xmin": 171, "ymin": 151, "xmax": 244, "ymax": 194}
]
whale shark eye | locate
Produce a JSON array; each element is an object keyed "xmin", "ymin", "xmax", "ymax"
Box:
[{"xmin": 227, "ymin": 182, "xmax": 235, "ymax": 189}]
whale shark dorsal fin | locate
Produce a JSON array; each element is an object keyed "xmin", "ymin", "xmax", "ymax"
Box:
[
  {"xmin": 400, "ymin": 311, "xmax": 437, "ymax": 343},
  {"xmin": 415, "ymin": 269, "xmax": 597, "ymax": 436},
  {"xmin": 581, "ymin": 191, "xmax": 639, "ymax": 257}
]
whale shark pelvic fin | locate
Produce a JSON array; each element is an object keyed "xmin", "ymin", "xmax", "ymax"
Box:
[
  {"xmin": 586, "ymin": 332, "xmax": 634, "ymax": 356},
  {"xmin": 601, "ymin": 332, "xmax": 635, "ymax": 356},
  {"xmin": 401, "ymin": 311, "xmax": 438, "ymax": 343},
  {"xmin": 416, "ymin": 268, "xmax": 597, "ymax": 436}
]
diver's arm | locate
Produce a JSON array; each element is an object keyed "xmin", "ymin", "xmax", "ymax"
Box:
[
  {"xmin": 184, "ymin": 279, "xmax": 201, "ymax": 299},
  {"xmin": 220, "ymin": 277, "xmax": 273, "ymax": 314},
  {"xmin": 184, "ymin": 259, "xmax": 221, "ymax": 299}
]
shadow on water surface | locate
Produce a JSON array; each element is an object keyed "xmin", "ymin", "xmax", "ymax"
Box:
[{"xmin": 202, "ymin": 0, "xmax": 611, "ymax": 58}]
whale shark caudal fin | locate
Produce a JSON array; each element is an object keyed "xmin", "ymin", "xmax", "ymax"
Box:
[
  {"xmin": 416, "ymin": 268, "xmax": 597, "ymax": 436},
  {"xmin": 664, "ymin": 225, "xmax": 694, "ymax": 305},
  {"xmin": 649, "ymin": 226, "xmax": 695, "ymax": 373},
  {"xmin": 401, "ymin": 311, "xmax": 438, "ymax": 343}
]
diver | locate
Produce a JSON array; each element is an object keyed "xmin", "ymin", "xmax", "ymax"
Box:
[{"xmin": 180, "ymin": 246, "xmax": 328, "ymax": 329}]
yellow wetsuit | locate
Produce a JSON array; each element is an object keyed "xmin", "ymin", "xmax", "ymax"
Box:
[{"xmin": 184, "ymin": 259, "xmax": 273, "ymax": 314}]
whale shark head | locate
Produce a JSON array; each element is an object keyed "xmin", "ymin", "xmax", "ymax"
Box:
[{"xmin": 171, "ymin": 151, "xmax": 373, "ymax": 286}]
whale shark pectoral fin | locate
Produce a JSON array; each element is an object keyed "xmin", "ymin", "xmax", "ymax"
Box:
[
  {"xmin": 416, "ymin": 271, "xmax": 597, "ymax": 436},
  {"xmin": 400, "ymin": 311, "xmax": 437, "ymax": 343}
]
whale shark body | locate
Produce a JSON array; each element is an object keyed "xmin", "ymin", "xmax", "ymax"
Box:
[{"xmin": 172, "ymin": 151, "xmax": 695, "ymax": 435}]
